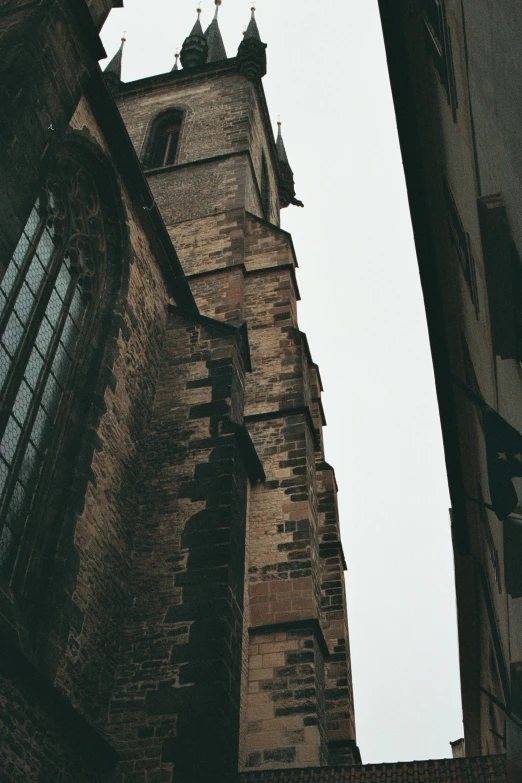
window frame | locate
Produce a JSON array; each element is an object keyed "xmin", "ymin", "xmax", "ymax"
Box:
[
  {"xmin": 142, "ymin": 108, "xmax": 185, "ymax": 171},
  {"xmin": 422, "ymin": 0, "xmax": 458, "ymax": 117},
  {"xmin": 0, "ymin": 135, "xmax": 128, "ymax": 615},
  {"xmin": 444, "ymin": 179, "xmax": 479, "ymax": 315}
]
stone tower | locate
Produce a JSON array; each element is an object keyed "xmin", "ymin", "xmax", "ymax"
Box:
[{"xmin": 104, "ymin": 4, "xmax": 359, "ymax": 779}]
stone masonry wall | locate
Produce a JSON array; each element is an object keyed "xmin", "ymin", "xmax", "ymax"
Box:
[
  {"xmin": 116, "ymin": 60, "xmax": 358, "ymax": 773},
  {"xmin": 244, "ymin": 625, "xmax": 327, "ymax": 770},
  {"xmin": 43, "ymin": 103, "xmax": 171, "ymax": 732},
  {"xmin": 0, "ymin": 89, "xmax": 176, "ymax": 778},
  {"xmin": 317, "ymin": 466, "xmax": 357, "ymax": 763},
  {"xmin": 0, "ymin": 676, "xmax": 107, "ymax": 783},
  {"xmin": 116, "ymin": 68, "xmax": 280, "ymax": 226},
  {"xmin": 106, "ymin": 309, "xmax": 254, "ymax": 783}
]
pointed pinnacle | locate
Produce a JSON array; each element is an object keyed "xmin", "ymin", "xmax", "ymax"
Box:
[
  {"xmin": 276, "ymin": 122, "xmax": 290, "ymax": 167},
  {"xmin": 244, "ymin": 6, "xmax": 261, "ymax": 40},
  {"xmin": 190, "ymin": 8, "xmax": 204, "ymax": 37},
  {"xmin": 205, "ymin": 1, "xmax": 227, "ymax": 62},
  {"xmin": 104, "ymin": 36, "xmax": 126, "ymax": 80}
]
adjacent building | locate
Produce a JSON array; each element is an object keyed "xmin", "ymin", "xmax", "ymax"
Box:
[{"xmin": 378, "ymin": 1, "xmax": 522, "ymax": 778}]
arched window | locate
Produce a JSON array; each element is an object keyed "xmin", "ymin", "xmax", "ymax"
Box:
[
  {"xmin": 261, "ymin": 152, "xmax": 270, "ymax": 220},
  {"xmin": 144, "ymin": 110, "xmax": 183, "ymax": 169},
  {"xmin": 0, "ymin": 149, "xmax": 120, "ymax": 579}
]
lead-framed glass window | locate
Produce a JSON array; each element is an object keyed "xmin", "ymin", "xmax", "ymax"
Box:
[{"xmin": 0, "ymin": 161, "xmax": 104, "ymax": 577}]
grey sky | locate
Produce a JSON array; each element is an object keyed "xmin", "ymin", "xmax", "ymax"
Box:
[{"xmin": 100, "ymin": 0, "xmax": 463, "ymax": 764}]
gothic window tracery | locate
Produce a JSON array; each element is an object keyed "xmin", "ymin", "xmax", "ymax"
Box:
[
  {"xmin": 0, "ymin": 158, "xmax": 105, "ymax": 575},
  {"xmin": 144, "ymin": 110, "xmax": 183, "ymax": 169}
]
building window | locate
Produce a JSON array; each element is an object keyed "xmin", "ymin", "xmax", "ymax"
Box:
[
  {"xmin": 261, "ymin": 152, "xmax": 270, "ymax": 220},
  {"xmin": 144, "ymin": 110, "xmax": 183, "ymax": 169},
  {"xmin": 422, "ymin": 0, "xmax": 457, "ymax": 113},
  {"xmin": 478, "ymin": 194, "xmax": 522, "ymax": 360},
  {"xmin": 0, "ymin": 158, "xmax": 106, "ymax": 576},
  {"xmin": 444, "ymin": 180, "xmax": 478, "ymax": 314}
]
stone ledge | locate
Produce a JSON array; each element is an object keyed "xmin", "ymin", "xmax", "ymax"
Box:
[
  {"xmin": 186, "ymin": 261, "xmax": 302, "ymax": 303},
  {"xmin": 319, "ymin": 540, "xmax": 347, "ymax": 572},
  {"xmin": 245, "ymin": 407, "xmax": 320, "ymax": 452},
  {"xmin": 249, "ymin": 618, "xmax": 330, "ymax": 660},
  {"xmin": 169, "ymin": 304, "xmax": 252, "ymax": 372},
  {"xmin": 224, "ymin": 420, "xmax": 266, "ymax": 483}
]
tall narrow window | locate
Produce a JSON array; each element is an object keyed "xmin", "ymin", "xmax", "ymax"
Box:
[
  {"xmin": 422, "ymin": 0, "xmax": 457, "ymax": 113},
  {"xmin": 0, "ymin": 158, "xmax": 106, "ymax": 575},
  {"xmin": 144, "ymin": 110, "xmax": 183, "ymax": 169},
  {"xmin": 261, "ymin": 152, "xmax": 270, "ymax": 221},
  {"xmin": 444, "ymin": 179, "xmax": 478, "ymax": 314}
]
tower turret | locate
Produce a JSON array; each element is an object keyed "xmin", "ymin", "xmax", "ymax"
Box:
[
  {"xmin": 276, "ymin": 122, "xmax": 304, "ymax": 208},
  {"xmin": 180, "ymin": 9, "xmax": 208, "ymax": 71},
  {"xmin": 204, "ymin": 0, "xmax": 227, "ymax": 63},
  {"xmin": 103, "ymin": 36, "xmax": 125, "ymax": 89},
  {"xmin": 237, "ymin": 5, "xmax": 267, "ymax": 81}
]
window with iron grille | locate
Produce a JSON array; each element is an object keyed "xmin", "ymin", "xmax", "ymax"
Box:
[
  {"xmin": 0, "ymin": 158, "xmax": 106, "ymax": 576},
  {"xmin": 144, "ymin": 110, "xmax": 183, "ymax": 169}
]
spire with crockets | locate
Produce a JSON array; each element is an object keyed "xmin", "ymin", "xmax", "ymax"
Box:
[
  {"xmin": 180, "ymin": 8, "xmax": 209, "ymax": 70},
  {"xmin": 204, "ymin": 0, "xmax": 227, "ymax": 63},
  {"xmin": 276, "ymin": 122, "xmax": 304, "ymax": 209},
  {"xmin": 103, "ymin": 36, "xmax": 126, "ymax": 89},
  {"xmin": 237, "ymin": 5, "xmax": 266, "ymax": 81}
]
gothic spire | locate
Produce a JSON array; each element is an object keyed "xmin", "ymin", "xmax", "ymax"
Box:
[
  {"xmin": 180, "ymin": 8, "xmax": 209, "ymax": 70},
  {"xmin": 237, "ymin": 6, "xmax": 266, "ymax": 81},
  {"xmin": 104, "ymin": 36, "xmax": 126, "ymax": 84},
  {"xmin": 172, "ymin": 52, "xmax": 180, "ymax": 72},
  {"xmin": 244, "ymin": 5, "xmax": 261, "ymax": 40},
  {"xmin": 189, "ymin": 8, "xmax": 204, "ymax": 38},
  {"xmin": 276, "ymin": 122, "xmax": 291, "ymax": 169},
  {"xmin": 204, "ymin": 0, "xmax": 227, "ymax": 63},
  {"xmin": 276, "ymin": 123, "xmax": 304, "ymax": 209}
]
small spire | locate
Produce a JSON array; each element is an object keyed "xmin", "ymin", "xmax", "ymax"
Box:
[
  {"xmin": 275, "ymin": 122, "xmax": 304, "ymax": 209},
  {"xmin": 204, "ymin": 0, "xmax": 227, "ymax": 63},
  {"xmin": 180, "ymin": 7, "xmax": 209, "ymax": 70},
  {"xmin": 276, "ymin": 122, "xmax": 290, "ymax": 168},
  {"xmin": 172, "ymin": 52, "xmax": 180, "ymax": 72},
  {"xmin": 104, "ymin": 36, "xmax": 126, "ymax": 82},
  {"xmin": 190, "ymin": 7, "xmax": 204, "ymax": 37},
  {"xmin": 236, "ymin": 5, "xmax": 266, "ymax": 81},
  {"xmin": 244, "ymin": 6, "xmax": 261, "ymax": 41}
]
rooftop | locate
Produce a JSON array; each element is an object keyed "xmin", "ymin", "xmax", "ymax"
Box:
[{"xmin": 240, "ymin": 755, "xmax": 507, "ymax": 783}]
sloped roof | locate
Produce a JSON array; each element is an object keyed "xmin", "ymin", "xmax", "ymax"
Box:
[{"xmin": 240, "ymin": 756, "xmax": 507, "ymax": 783}]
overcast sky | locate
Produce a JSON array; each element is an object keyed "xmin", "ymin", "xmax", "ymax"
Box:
[{"xmin": 100, "ymin": 0, "xmax": 463, "ymax": 765}]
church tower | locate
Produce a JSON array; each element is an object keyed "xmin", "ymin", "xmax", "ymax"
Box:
[{"xmin": 103, "ymin": 4, "xmax": 358, "ymax": 779}]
